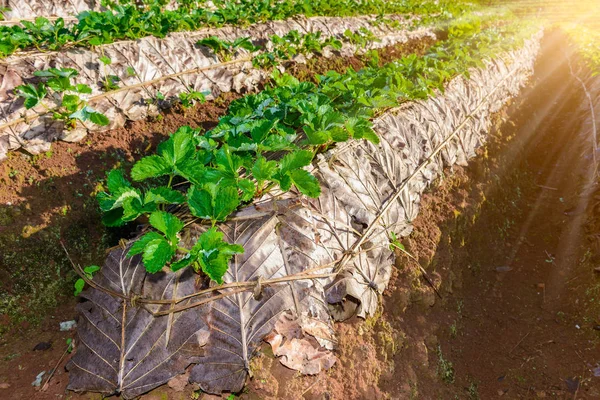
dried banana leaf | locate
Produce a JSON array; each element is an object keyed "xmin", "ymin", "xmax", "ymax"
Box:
[
  {"xmin": 1, "ymin": 0, "xmax": 99, "ymax": 19},
  {"xmin": 66, "ymin": 245, "xmax": 211, "ymax": 399}
]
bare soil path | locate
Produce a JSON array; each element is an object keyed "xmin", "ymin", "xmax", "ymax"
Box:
[{"xmin": 384, "ymin": 30, "xmax": 600, "ymax": 399}]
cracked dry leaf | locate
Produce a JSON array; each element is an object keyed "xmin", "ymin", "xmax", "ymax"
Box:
[
  {"xmin": 265, "ymin": 312, "xmax": 336, "ymax": 375},
  {"xmin": 66, "ymin": 244, "xmax": 210, "ymax": 399},
  {"xmin": 326, "ymin": 244, "xmax": 393, "ymax": 320}
]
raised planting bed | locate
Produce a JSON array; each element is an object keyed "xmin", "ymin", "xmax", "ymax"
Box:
[
  {"xmin": 65, "ymin": 19, "xmax": 543, "ymax": 398},
  {"xmin": 0, "ymin": 14, "xmax": 437, "ymax": 160}
]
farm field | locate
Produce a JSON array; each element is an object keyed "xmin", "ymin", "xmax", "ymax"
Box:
[{"xmin": 0, "ymin": 0, "xmax": 599, "ymax": 399}]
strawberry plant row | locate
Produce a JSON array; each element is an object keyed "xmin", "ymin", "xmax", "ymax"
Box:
[
  {"xmin": 0, "ymin": 0, "xmax": 475, "ymax": 58},
  {"xmin": 94, "ymin": 16, "xmax": 538, "ymax": 283},
  {"xmin": 0, "ymin": 15, "xmax": 435, "ymax": 159}
]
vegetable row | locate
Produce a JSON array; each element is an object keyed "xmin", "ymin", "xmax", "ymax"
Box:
[
  {"xmin": 0, "ymin": 0, "xmax": 475, "ymax": 58},
  {"xmin": 94, "ymin": 15, "xmax": 539, "ymax": 283},
  {"xmin": 1, "ymin": 15, "xmax": 435, "ymax": 159}
]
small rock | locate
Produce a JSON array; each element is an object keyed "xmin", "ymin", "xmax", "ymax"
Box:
[
  {"xmin": 33, "ymin": 342, "xmax": 51, "ymax": 351},
  {"xmin": 0, "ymin": 383, "xmax": 10, "ymax": 389},
  {"xmin": 31, "ymin": 371, "xmax": 45, "ymax": 387},
  {"xmin": 59, "ymin": 320, "xmax": 77, "ymax": 331},
  {"xmin": 496, "ymin": 266, "xmax": 513, "ymax": 272}
]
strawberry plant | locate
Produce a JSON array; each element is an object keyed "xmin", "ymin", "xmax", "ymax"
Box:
[
  {"xmin": 343, "ymin": 27, "xmax": 380, "ymax": 49},
  {"xmin": 14, "ymin": 68, "xmax": 109, "ymax": 128},
  {"xmin": 178, "ymin": 90, "xmax": 210, "ymax": 108},
  {"xmin": 99, "ymin": 56, "xmax": 121, "ymax": 91},
  {"xmin": 197, "ymin": 36, "xmax": 260, "ymax": 61}
]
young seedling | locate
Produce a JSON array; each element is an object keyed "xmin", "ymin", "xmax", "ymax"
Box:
[
  {"xmin": 14, "ymin": 67, "xmax": 109, "ymax": 129},
  {"xmin": 99, "ymin": 55, "xmax": 120, "ymax": 91},
  {"xmin": 197, "ymin": 36, "xmax": 260, "ymax": 62},
  {"xmin": 178, "ymin": 90, "xmax": 209, "ymax": 109}
]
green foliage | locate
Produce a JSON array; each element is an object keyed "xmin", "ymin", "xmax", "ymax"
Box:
[
  {"xmin": 343, "ymin": 27, "xmax": 380, "ymax": 48},
  {"xmin": 172, "ymin": 227, "xmax": 244, "ymax": 283},
  {"xmin": 178, "ymin": 90, "xmax": 209, "ymax": 108},
  {"xmin": 563, "ymin": 25, "xmax": 600, "ymax": 75},
  {"xmin": 14, "ymin": 67, "xmax": 108, "ymax": 129},
  {"xmin": 95, "ymin": 18, "xmax": 536, "ymax": 283},
  {"xmin": 0, "ymin": 0, "xmax": 477, "ymax": 58},
  {"xmin": 128, "ymin": 211, "xmax": 185, "ymax": 272},
  {"xmin": 74, "ymin": 265, "xmax": 100, "ymax": 296},
  {"xmin": 255, "ymin": 30, "xmax": 343, "ymax": 68},
  {"xmin": 197, "ymin": 36, "xmax": 260, "ymax": 61}
]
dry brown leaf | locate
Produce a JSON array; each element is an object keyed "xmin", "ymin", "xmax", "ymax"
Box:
[{"xmin": 265, "ymin": 312, "xmax": 337, "ymax": 375}]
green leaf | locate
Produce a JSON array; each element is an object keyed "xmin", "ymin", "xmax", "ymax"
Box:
[
  {"xmin": 192, "ymin": 227, "xmax": 244, "ymax": 283},
  {"xmin": 131, "ymin": 155, "xmax": 171, "ymax": 181},
  {"xmin": 289, "ymin": 169, "xmax": 321, "ymax": 197},
  {"xmin": 175, "ymin": 158, "xmax": 207, "ymax": 185},
  {"xmin": 107, "ymin": 169, "xmax": 130, "ymax": 193},
  {"xmin": 122, "ymin": 196, "xmax": 154, "ymax": 222},
  {"xmin": 187, "ymin": 184, "xmax": 240, "ymax": 222},
  {"xmin": 83, "ymin": 265, "xmax": 100, "ymax": 277},
  {"xmin": 237, "ymin": 178, "xmax": 256, "ymax": 202},
  {"xmin": 187, "ymin": 185, "xmax": 214, "ymax": 220},
  {"xmin": 89, "ymin": 111, "xmax": 109, "ymax": 126},
  {"xmin": 345, "ymin": 117, "xmax": 379, "ymax": 144},
  {"xmin": 62, "ymin": 94, "xmax": 81, "ymax": 113},
  {"xmin": 214, "ymin": 186, "xmax": 240, "ymax": 221},
  {"xmin": 24, "ymin": 97, "xmax": 40, "ymax": 109},
  {"xmin": 47, "ymin": 76, "xmax": 72, "ymax": 92},
  {"xmin": 302, "ymin": 127, "xmax": 329, "ymax": 145},
  {"xmin": 279, "ymin": 150, "xmax": 313, "ymax": 173},
  {"xmin": 252, "ymin": 156, "xmax": 277, "ymax": 182},
  {"xmin": 74, "ymin": 279, "xmax": 85, "ymax": 296},
  {"xmin": 70, "ymin": 106, "xmax": 108, "ymax": 126},
  {"xmin": 101, "ymin": 208, "xmax": 126, "ymax": 227},
  {"xmin": 142, "ymin": 237, "xmax": 174, "ymax": 273},
  {"xmin": 250, "ymin": 119, "xmax": 277, "ymax": 143},
  {"xmin": 15, "ymin": 83, "xmax": 46, "ymax": 109},
  {"xmin": 74, "ymin": 84, "xmax": 93, "ymax": 94},
  {"xmin": 214, "ymin": 145, "xmax": 243, "ymax": 179},
  {"xmin": 158, "ymin": 127, "xmax": 196, "ymax": 168},
  {"xmin": 129, "ymin": 231, "xmax": 164, "ymax": 256},
  {"xmin": 171, "ymin": 253, "xmax": 194, "ymax": 272},
  {"xmin": 144, "ymin": 187, "xmax": 185, "ymax": 205},
  {"xmin": 99, "ymin": 55, "xmax": 112, "ymax": 65},
  {"xmin": 148, "ymin": 211, "xmax": 184, "ymax": 244}
]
